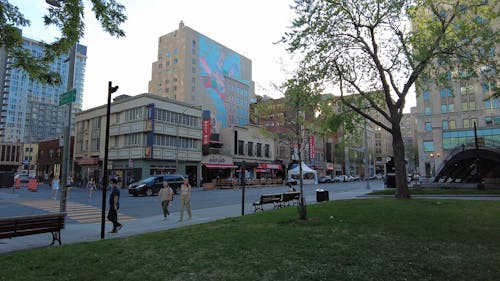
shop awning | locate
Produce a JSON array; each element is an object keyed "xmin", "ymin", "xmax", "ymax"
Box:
[
  {"xmin": 257, "ymin": 163, "xmax": 282, "ymax": 170},
  {"xmin": 256, "ymin": 169, "xmax": 269, "ymax": 173},
  {"xmin": 203, "ymin": 163, "xmax": 238, "ymax": 169}
]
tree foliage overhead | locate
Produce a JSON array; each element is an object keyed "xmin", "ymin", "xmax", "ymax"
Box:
[
  {"xmin": 281, "ymin": 0, "xmax": 498, "ymax": 198},
  {"xmin": 0, "ymin": 0, "xmax": 127, "ymax": 85},
  {"xmin": 282, "ymin": 0, "xmax": 497, "ymax": 131}
]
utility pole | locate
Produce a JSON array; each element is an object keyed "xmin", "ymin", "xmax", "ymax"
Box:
[{"xmin": 101, "ymin": 81, "xmax": 119, "ymax": 239}]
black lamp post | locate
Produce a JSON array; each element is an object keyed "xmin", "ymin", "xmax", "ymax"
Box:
[
  {"xmin": 100, "ymin": 81, "xmax": 119, "ymax": 239},
  {"xmin": 241, "ymin": 161, "xmax": 246, "ymax": 216}
]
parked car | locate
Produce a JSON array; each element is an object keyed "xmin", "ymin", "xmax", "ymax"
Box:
[
  {"xmin": 14, "ymin": 173, "xmax": 30, "ymax": 183},
  {"xmin": 336, "ymin": 175, "xmax": 349, "ymax": 182},
  {"xmin": 318, "ymin": 176, "xmax": 332, "ymax": 183},
  {"xmin": 128, "ymin": 174, "xmax": 184, "ymax": 196}
]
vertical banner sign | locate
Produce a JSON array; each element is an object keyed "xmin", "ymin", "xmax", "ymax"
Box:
[
  {"xmin": 309, "ymin": 136, "xmax": 315, "ymax": 165},
  {"xmin": 202, "ymin": 110, "xmax": 211, "ymax": 145},
  {"xmin": 146, "ymin": 103, "xmax": 155, "ymax": 159}
]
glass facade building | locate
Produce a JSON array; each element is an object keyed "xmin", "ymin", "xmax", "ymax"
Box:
[{"xmin": 0, "ymin": 37, "xmax": 87, "ymax": 143}]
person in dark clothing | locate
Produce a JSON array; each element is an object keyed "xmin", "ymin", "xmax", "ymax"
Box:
[{"xmin": 107, "ymin": 178, "xmax": 123, "ymax": 233}]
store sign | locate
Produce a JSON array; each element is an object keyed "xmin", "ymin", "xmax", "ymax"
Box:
[
  {"xmin": 202, "ymin": 119, "xmax": 211, "ymax": 145},
  {"xmin": 309, "ymin": 136, "xmax": 315, "ymax": 161},
  {"xmin": 202, "ymin": 155, "xmax": 232, "ymax": 164}
]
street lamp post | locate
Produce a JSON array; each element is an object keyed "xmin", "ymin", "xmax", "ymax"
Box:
[
  {"xmin": 100, "ymin": 81, "xmax": 119, "ymax": 239},
  {"xmin": 59, "ymin": 44, "xmax": 76, "ymax": 213}
]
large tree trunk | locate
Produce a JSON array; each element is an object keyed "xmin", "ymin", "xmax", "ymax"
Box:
[{"xmin": 392, "ymin": 124, "xmax": 411, "ymax": 199}]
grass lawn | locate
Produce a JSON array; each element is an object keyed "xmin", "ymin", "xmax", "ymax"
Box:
[
  {"xmin": 369, "ymin": 187, "xmax": 500, "ymax": 196},
  {"xmin": 0, "ymin": 199, "xmax": 499, "ymax": 281}
]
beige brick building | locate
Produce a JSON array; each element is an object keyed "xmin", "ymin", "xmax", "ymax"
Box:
[{"xmin": 148, "ymin": 21, "xmax": 255, "ymax": 132}]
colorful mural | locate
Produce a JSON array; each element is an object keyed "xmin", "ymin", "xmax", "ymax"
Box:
[{"xmin": 199, "ymin": 35, "xmax": 250, "ymax": 129}]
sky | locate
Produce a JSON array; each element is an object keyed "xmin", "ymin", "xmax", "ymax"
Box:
[{"xmin": 10, "ymin": 0, "xmax": 415, "ymax": 112}]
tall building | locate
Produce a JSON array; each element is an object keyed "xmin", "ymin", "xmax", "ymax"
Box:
[
  {"xmin": 148, "ymin": 21, "xmax": 255, "ymax": 132},
  {"xmin": 401, "ymin": 107, "xmax": 418, "ymax": 174},
  {"xmin": 0, "ymin": 37, "xmax": 87, "ymax": 143}
]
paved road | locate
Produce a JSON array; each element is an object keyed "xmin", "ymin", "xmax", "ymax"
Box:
[{"xmin": 0, "ymin": 180, "xmax": 383, "ymax": 253}]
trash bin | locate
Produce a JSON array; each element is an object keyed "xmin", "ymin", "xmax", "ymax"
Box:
[
  {"xmin": 386, "ymin": 173, "xmax": 396, "ymax": 188},
  {"xmin": 316, "ymin": 189, "xmax": 329, "ymax": 202}
]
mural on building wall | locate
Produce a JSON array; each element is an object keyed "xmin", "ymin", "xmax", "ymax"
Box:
[{"xmin": 199, "ymin": 35, "xmax": 250, "ymax": 129}]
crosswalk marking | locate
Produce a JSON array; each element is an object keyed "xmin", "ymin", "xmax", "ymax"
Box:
[{"xmin": 12, "ymin": 199, "xmax": 134, "ymax": 223}]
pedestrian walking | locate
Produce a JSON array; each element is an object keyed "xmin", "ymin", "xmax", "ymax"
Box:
[
  {"xmin": 158, "ymin": 182, "xmax": 173, "ymax": 220},
  {"xmin": 51, "ymin": 176, "xmax": 60, "ymax": 200},
  {"xmin": 87, "ymin": 178, "xmax": 96, "ymax": 198},
  {"xmin": 178, "ymin": 178, "xmax": 192, "ymax": 221},
  {"xmin": 107, "ymin": 178, "xmax": 123, "ymax": 233}
]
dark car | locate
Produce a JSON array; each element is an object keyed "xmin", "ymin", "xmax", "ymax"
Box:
[{"xmin": 128, "ymin": 174, "xmax": 185, "ymax": 197}]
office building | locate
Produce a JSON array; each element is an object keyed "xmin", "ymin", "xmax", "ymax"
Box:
[{"xmin": 0, "ymin": 36, "xmax": 86, "ymax": 143}]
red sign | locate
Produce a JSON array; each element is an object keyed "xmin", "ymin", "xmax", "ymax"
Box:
[
  {"xmin": 202, "ymin": 119, "xmax": 211, "ymax": 145},
  {"xmin": 309, "ymin": 136, "xmax": 315, "ymax": 160}
]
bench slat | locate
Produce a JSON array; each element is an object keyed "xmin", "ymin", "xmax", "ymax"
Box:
[{"xmin": 0, "ymin": 213, "xmax": 66, "ymax": 243}]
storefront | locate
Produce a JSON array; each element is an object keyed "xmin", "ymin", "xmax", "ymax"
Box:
[
  {"xmin": 256, "ymin": 163, "xmax": 283, "ymax": 179},
  {"xmin": 201, "ymin": 155, "xmax": 237, "ymax": 186}
]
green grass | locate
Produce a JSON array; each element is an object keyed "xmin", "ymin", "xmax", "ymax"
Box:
[
  {"xmin": 369, "ymin": 187, "xmax": 500, "ymax": 196},
  {"xmin": 1, "ymin": 199, "xmax": 499, "ymax": 281}
]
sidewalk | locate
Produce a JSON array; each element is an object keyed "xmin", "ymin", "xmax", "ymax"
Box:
[{"xmin": 0, "ymin": 188, "xmax": 372, "ymax": 254}]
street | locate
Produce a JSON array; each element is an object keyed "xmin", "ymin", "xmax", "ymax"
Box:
[{"xmin": 0, "ymin": 180, "xmax": 384, "ymax": 224}]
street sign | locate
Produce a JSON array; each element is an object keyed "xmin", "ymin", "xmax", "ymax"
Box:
[{"xmin": 59, "ymin": 89, "xmax": 76, "ymax": 106}]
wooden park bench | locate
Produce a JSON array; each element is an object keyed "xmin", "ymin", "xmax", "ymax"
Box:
[
  {"xmin": 252, "ymin": 193, "xmax": 282, "ymax": 212},
  {"xmin": 0, "ymin": 213, "xmax": 66, "ymax": 246},
  {"xmin": 281, "ymin": 192, "xmax": 300, "ymax": 207}
]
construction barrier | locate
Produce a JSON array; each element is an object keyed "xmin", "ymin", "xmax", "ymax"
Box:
[
  {"xmin": 28, "ymin": 179, "xmax": 38, "ymax": 192},
  {"xmin": 15, "ymin": 178, "xmax": 20, "ymax": 189}
]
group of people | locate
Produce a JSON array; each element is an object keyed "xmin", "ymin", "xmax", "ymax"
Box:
[{"xmin": 106, "ymin": 177, "xmax": 192, "ymax": 234}]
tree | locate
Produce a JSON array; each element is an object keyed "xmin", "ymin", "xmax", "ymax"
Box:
[
  {"xmin": 0, "ymin": 0, "xmax": 127, "ymax": 85},
  {"xmin": 252, "ymin": 78, "xmax": 321, "ymax": 220},
  {"xmin": 281, "ymin": 0, "xmax": 498, "ymax": 198}
]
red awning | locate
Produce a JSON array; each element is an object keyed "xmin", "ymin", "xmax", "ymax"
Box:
[
  {"xmin": 203, "ymin": 163, "xmax": 238, "ymax": 169},
  {"xmin": 256, "ymin": 169, "xmax": 269, "ymax": 173},
  {"xmin": 257, "ymin": 163, "xmax": 282, "ymax": 170}
]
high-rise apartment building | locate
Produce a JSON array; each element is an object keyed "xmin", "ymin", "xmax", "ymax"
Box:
[
  {"xmin": 148, "ymin": 21, "xmax": 255, "ymax": 132},
  {"xmin": 0, "ymin": 37, "xmax": 87, "ymax": 143}
]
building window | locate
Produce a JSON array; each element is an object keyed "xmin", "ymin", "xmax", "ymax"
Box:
[
  {"xmin": 440, "ymin": 88, "xmax": 452, "ymax": 97},
  {"xmin": 265, "ymin": 144, "xmax": 270, "ymax": 158},
  {"xmin": 247, "ymin": 141, "xmax": 253, "ymax": 156},
  {"xmin": 166, "ymin": 51, "xmax": 170, "ymax": 57},
  {"xmin": 425, "ymin": 122, "xmax": 432, "ymax": 131},
  {"xmin": 174, "ymin": 58, "xmax": 178, "ymax": 64},
  {"xmin": 424, "ymin": 107, "xmax": 431, "ymax": 115},
  {"xmin": 441, "ymin": 104, "xmax": 448, "ymax": 113},
  {"xmin": 442, "ymin": 120, "xmax": 449, "ymax": 130},
  {"xmin": 256, "ymin": 143, "xmax": 262, "ymax": 157},
  {"xmin": 449, "ymin": 120, "xmax": 456, "ymax": 129},
  {"xmin": 485, "ymin": 117, "xmax": 493, "ymax": 126},
  {"xmin": 423, "ymin": 91, "xmax": 430, "ymax": 100},
  {"xmin": 238, "ymin": 140, "xmax": 244, "ymax": 155},
  {"xmin": 423, "ymin": 141, "xmax": 434, "ymax": 152},
  {"xmin": 174, "ymin": 48, "xmax": 178, "ymax": 55}
]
